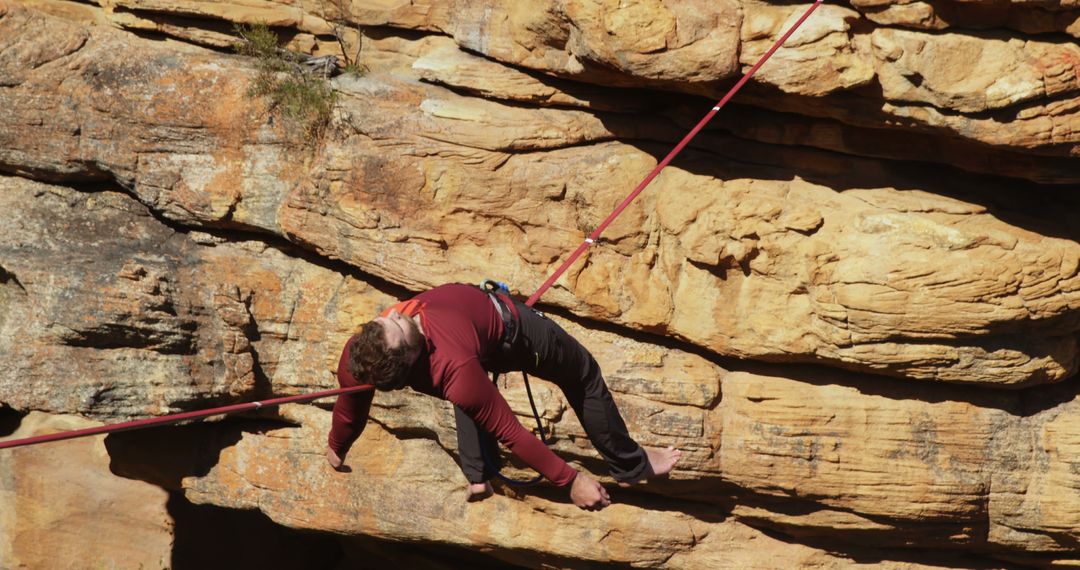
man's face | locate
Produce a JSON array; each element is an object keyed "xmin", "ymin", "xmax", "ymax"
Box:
[{"xmin": 374, "ymin": 310, "xmax": 422, "ymax": 363}]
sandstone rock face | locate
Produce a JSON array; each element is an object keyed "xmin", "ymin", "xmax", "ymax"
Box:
[
  {"xmin": 870, "ymin": 28, "xmax": 1080, "ymax": 114},
  {"xmin": 0, "ymin": 175, "xmax": 376, "ymax": 419},
  {"xmin": 850, "ymin": 0, "xmax": 1080, "ymax": 38},
  {"xmin": 0, "ymin": 412, "xmax": 173, "ymax": 569},
  {"xmin": 3, "ymin": 0, "xmax": 1080, "ymax": 567},
  {"xmin": 5, "ymin": 2, "xmax": 1080, "ymax": 388}
]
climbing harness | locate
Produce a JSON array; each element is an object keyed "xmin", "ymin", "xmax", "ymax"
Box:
[
  {"xmin": 0, "ymin": 0, "xmax": 824, "ymax": 472},
  {"xmin": 481, "ymin": 279, "xmax": 518, "ymax": 355}
]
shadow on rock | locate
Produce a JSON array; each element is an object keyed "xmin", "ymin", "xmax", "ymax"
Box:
[
  {"xmin": 0, "ymin": 405, "xmax": 25, "ymax": 438},
  {"xmin": 167, "ymin": 490, "xmax": 343, "ymax": 570},
  {"xmin": 104, "ymin": 418, "xmax": 281, "ymax": 489}
]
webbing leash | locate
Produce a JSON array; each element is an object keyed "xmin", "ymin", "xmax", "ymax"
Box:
[{"xmin": 0, "ymin": 0, "xmax": 823, "ymax": 455}]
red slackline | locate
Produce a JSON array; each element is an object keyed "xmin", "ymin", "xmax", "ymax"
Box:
[
  {"xmin": 0, "ymin": 386, "xmax": 374, "ymax": 450},
  {"xmin": 0, "ymin": 0, "xmax": 823, "ymax": 452}
]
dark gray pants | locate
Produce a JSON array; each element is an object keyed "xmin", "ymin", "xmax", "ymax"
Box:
[{"xmin": 455, "ymin": 299, "xmax": 647, "ymax": 484}]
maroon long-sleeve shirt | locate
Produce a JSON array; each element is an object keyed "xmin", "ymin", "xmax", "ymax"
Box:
[{"xmin": 328, "ymin": 283, "xmax": 577, "ymax": 487}]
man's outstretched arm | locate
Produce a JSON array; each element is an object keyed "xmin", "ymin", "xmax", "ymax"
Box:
[{"xmin": 327, "ymin": 387, "xmax": 375, "ymax": 470}]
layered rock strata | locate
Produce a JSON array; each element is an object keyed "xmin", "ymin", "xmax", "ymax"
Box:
[
  {"xmin": 5, "ymin": 2, "xmax": 1080, "ymax": 387},
  {"xmin": 2, "ymin": 1, "xmax": 1080, "ymax": 567}
]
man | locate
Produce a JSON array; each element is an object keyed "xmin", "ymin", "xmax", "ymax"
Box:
[{"xmin": 325, "ymin": 283, "xmax": 680, "ymax": 510}]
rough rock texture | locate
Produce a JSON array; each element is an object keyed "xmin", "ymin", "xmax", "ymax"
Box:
[
  {"xmin": 0, "ymin": 412, "xmax": 173, "ymax": 569},
  {"xmin": 5, "ymin": 2, "xmax": 1080, "ymax": 388},
  {"xmin": 3, "ymin": 0, "xmax": 1080, "ymax": 567},
  {"xmin": 0, "ymin": 176, "xmax": 377, "ymax": 419},
  {"xmin": 850, "ymin": 0, "xmax": 1080, "ymax": 38}
]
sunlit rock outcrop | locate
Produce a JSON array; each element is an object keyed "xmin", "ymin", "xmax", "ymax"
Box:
[{"xmin": 3, "ymin": 0, "xmax": 1080, "ymax": 567}]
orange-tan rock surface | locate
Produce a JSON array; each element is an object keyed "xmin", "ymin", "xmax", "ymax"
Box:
[
  {"xmin": 0, "ymin": 175, "xmax": 381, "ymax": 418},
  {"xmin": 4, "ymin": 3, "xmax": 1080, "ymax": 388},
  {"xmin": 0, "ymin": 413, "xmax": 173, "ymax": 569},
  {"xmin": 5, "ymin": 171, "xmax": 1080, "ymax": 565},
  {"xmin": 850, "ymin": 0, "xmax": 1080, "ymax": 38},
  {"xmin": 17, "ymin": 0, "xmax": 1080, "ymax": 168},
  {"xmin": 3, "ymin": 0, "xmax": 1080, "ymax": 567}
]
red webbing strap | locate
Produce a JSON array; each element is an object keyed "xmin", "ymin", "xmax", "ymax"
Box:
[
  {"xmin": 0, "ymin": 0, "xmax": 822, "ymax": 451},
  {"xmin": 0, "ymin": 385, "xmax": 374, "ymax": 450},
  {"xmin": 526, "ymin": 0, "xmax": 824, "ymax": 307}
]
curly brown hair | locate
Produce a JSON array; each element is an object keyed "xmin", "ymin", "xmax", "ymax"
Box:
[{"xmin": 347, "ymin": 320, "xmax": 414, "ymax": 391}]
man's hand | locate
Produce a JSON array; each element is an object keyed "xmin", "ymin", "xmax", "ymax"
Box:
[
  {"xmin": 569, "ymin": 472, "xmax": 611, "ymax": 511},
  {"xmin": 326, "ymin": 447, "xmax": 347, "ymax": 472}
]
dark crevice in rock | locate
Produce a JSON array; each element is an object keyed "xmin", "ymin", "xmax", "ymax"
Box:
[
  {"xmin": 683, "ymin": 131, "xmax": 1080, "ymax": 241},
  {"xmin": 0, "ymin": 404, "xmax": 25, "ymax": 438},
  {"xmin": 349, "ymin": 23, "xmax": 434, "ymax": 44},
  {"xmin": 738, "ymin": 488, "xmax": 988, "ymax": 540},
  {"xmin": 339, "ymin": 532, "xmax": 530, "ymax": 570},
  {"xmin": 422, "ymin": 64, "xmax": 676, "ymax": 116},
  {"xmin": 698, "ymin": 110, "xmax": 1075, "ymax": 187},
  {"xmin": 866, "ymin": 18, "xmax": 1065, "ymax": 43},
  {"xmin": 104, "ymin": 11, "xmax": 235, "ymax": 50},
  {"xmin": 861, "ymin": 0, "xmax": 1080, "ymax": 41},
  {"xmin": 802, "ymin": 323, "xmax": 1080, "ymax": 375},
  {"xmin": 56, "ymin": 176, "xmax": 417, "ymax": 307},
  {"xmin": 104, "ymin": 415, "xmax": 295, "ymax": 489},
  {"xmin": 882, "ymin": 87, "xmax": 1080, "ymax": 124},
  {"xmin": 996, "ymin": 551, "xmax": 1080, "ymax": 569},
  {"xmin": 166, "ymin": 490, "xmax": 344, "ymax": 570},
  {"xmin": 692, "ymin": 102, "xmax": 1080, "ymax": 187},
  {"xmin": 750, "ymin": 523, "xmax": 1025, "ymax": 570},
  {"xmin": 741, "ymin": 80, "xmax": 1078, "ymax": 161},
  {"xmin": 117, "ymin": 426, "xmax": 531, "ymax": 569},
  {"xmin": 738, "ymin": 356, "xmax": 1080, "ymax": 415},
  {"xmin": 608, "ymin": 482, "xmax": 737, "ymax": 520},
  {"xmin": 1010, "ymin": 28, "xmax": 1080, "ymax": 44},
  {"xmin": 57, "ymin": 321, "xmax": 197, "ymax": 354},
  {"xmin": 247, "ymin": 329, "xmax": 274, "ymax": 400},
  {"xmin": 0, "ymin": 263, "xmax": 26, "ymax": 294},
  {"xmin": 730, "ymin": 491, "xmax": 1041, "ymax": 567},
  {"xmin": 0, "ymin": 162, "xmax": 114, "ymax": 185},
  {"xmin": 112, "ymin": 6, "xmax": 244, "ymax": 36},
  {"xmin": 378, "ymin": 422, "xmax": 444, "ymax": 443}
]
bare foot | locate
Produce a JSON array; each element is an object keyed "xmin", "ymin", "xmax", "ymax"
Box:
[
  {"xmin": 466, "ymin": 481, "xmax": 493, "ymax": 502},
  {"xmin": 618, "ymin": 446, "xmax": 682, "ymax": 487}
]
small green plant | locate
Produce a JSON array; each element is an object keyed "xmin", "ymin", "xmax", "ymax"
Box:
[
  {"xmin": 342, "ymin": 56, "xmax": 366, "ymax": 76},
  {"xmin": 234, "ymin": 22, "xmax": 337, "ymax": 140}
]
